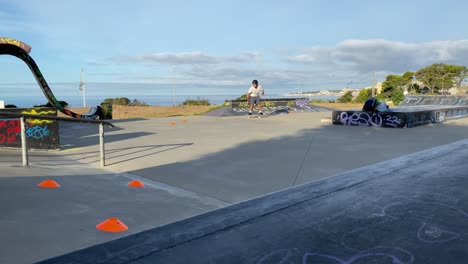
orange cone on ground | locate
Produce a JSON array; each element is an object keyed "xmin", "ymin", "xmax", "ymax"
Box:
[
  {"xmin": 181, "ymin": 119, "xmax": 187, "ymax": 123},
  {"xmin": 38, "ymin": 179, "xmax": 60, "ymax": 188},
  {"xmin": 96, "ymin": 218, "xmax": 128, "ymax": 232},
  {"xmin": 170, "ymin": 122, "xmax": 177, "ymax": 126},
  {"xmin": 128, "ymin": 180, "xmax": 145, "ymax": 188}
]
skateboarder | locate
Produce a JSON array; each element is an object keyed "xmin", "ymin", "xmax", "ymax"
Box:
[{"xmin": 246, "ymin": 80, "xmax": 265, "ymax": 116}]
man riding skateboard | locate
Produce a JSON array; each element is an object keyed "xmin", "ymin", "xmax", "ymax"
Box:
[{"xmin": 246, "ymin": 80, "xmax": 265, "ymax": 116}]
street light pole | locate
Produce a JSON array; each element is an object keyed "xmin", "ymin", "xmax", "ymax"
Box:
[
  {"xmin": 79, "ymin": 67, "xmax": 86, "ymax": 107},
  {"xmin": 172, "ymin": 66, "xmax": 176, "ymax": 106}
]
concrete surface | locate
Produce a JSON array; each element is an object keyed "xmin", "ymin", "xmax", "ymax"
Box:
[
  {"xmin": 0, "ymin": 150, "xmax": 227, "ymax": 264},
  {"xmin": 1, "ymin": 112, "xmax": 468, "ymax": 263},
  {"xmin": 40, "ymin": 139, "xmax": 468, "ymax": 264},
  {"xmin": 59, "ymin": 113, "xmax": 468, "ymax": 203}
]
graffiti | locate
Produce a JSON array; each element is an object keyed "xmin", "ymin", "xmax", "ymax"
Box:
[
  {"xmin": 0, "ymin": 37, "xmax": 26, "ymax": 51},
  {"xmin": 21, "ymin": 109, "xmax": 55, "ymax": 124},
  {"xmin": 256, "ymin": 248, "xmax": 414, "ymax": 264},
  {"xmin": 401, "ymin": 95, "xmax": 468, "ymax": 106},
  {"xmin": 431, "ymin": 111, "xmax": 445, "ymax": 123},
  {"xmin": 295, "ymin": 98, "xmax": 310, "ymax": 107},
  {"xmin": 0, "ymin": 119, "xmax": 20, "ymax": 144},
  {"xmin": 334, "ymin": 111, "xmax": 405, "ymax": 128},
  {"xmin": 26, "ymin": 125, "xmax": 50, "ymax": 140},
  {"xmin": 27, "ymin": 119, "xmax": 53, "ymax": 125},
  {"xmin": 21, "ymin": 109, "xmax": 56, "ymax": 115},
  {"xmin": 337, "ymin": 112, "xmax": 383, "ymax": 127}
]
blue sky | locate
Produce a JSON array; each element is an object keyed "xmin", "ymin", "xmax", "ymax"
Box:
[{"xmin": 1, "ymin": 0, "xmax": 468, "ymax": 89}]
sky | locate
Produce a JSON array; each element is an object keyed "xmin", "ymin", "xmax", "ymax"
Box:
[{"xmin": 1, "ymin": 0, "xmax": 468, "ymax": 90}]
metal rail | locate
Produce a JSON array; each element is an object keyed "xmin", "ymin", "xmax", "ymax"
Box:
[{"xmin": 0, "ymin": 112, "xmax": 114, "ymax": 167}]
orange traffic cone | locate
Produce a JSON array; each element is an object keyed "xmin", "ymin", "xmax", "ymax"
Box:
[
  {"xmin": 96, "ymin": 218, "xmax": 128, "ymax": 232},
  {"xmin": 181, "ymin": 119, "xmax": 187, "ymax": 123},
  {"xmin": 128, "ymin": 180, "xmax": 145, "ymax": 188},
  {"xmin": 38, "ymin": 179, "xmax": 60, "ymax": 188},
  {"xmin": 170, "ymin": 122, "xmax": 177, "ymax": 126}
]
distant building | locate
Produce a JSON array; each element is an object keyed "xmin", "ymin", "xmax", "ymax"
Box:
[
  {"xmin": 0, "ymin": 100, "xmax": 4, "ymax": 109},
  {"xmin": 376, "ymin": 82, "xmax": 382, "ymax": 94}
]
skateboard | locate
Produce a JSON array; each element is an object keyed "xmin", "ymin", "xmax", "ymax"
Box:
[{"xmin": 248, "ymin": 114, "xmax": 266, "ymax": 118}]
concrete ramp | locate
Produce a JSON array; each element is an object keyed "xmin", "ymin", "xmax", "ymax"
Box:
[
  {"xmin": 401, "ymin": 95, "xmax": 468, "ymax": 106},
  {"xmin": 40, "ymin": 139, "xmax": 468, "ymax": 264}
]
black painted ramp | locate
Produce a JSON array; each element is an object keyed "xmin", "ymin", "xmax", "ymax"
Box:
[{"xmin": 39, "ymin": 140, "xmax": 468, "ymax": 264}]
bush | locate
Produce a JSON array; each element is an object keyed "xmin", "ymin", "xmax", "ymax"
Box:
[
  {"xmin": 181, "ymin": 98, "xmax": 211, "ymax": 106},
  {"xmin": 99, "ymin": 103, "xmax": 112, "ymax": 119},
  {"xmin": 352, "ymin": 88, "xmax": 372, "ymax": 103},
  {"xmin": 101, "ymin": 97, "xmax": 131, "ymax": 106},
  {"xmin": 101, "ymin": 97, "xmax": 148, "ymax": 106},
  {"xmin": 237, "ymin": 94, "xmax": 248, "ymax": 100},
  {"xmin": 132, "ymin": 99, "xmax": 149, "ymax": 106},
  {"xmin": 337, "ymin": 91, "xmax": 353, "ymax": 103},
  {"xmin": 5, "ymin": 104, "xmax": 17, "ymax": 108}
]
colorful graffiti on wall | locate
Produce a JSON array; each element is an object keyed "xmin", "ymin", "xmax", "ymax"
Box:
[{"xmin": 0, "ymin": 108, "xmax": 59, "ymax": 149}]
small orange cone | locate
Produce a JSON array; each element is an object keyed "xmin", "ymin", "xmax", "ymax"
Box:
[
  {"xmin": 181, "ymin": 119, "xmax": 187, "ymax": 123},
  {"xmin": 128, "ymin": 180, "xmax": 145, "ymax": 188},
  {"xmin": 38, "ymin": 179, "xmax": 60, "ymax": 188},
  {"xmin": 170, "ymin": 122, "xmax": 177, "ymax": 126},
  {"xmin": 96, "ymin": 218, "xmax": 128, "ymax": 232}
]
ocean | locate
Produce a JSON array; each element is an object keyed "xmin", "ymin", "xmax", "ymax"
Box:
[{"xmin": 0, "ymin": 83, "xmax": 338, "ymax": 108}]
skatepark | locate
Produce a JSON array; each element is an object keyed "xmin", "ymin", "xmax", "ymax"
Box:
[{"xmin": 2, "ymin": 37, "xmax": 468, "ymax": 263}]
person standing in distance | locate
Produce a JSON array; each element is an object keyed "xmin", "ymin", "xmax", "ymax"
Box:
[{"xmin": 246, "ymin": 80, "xmax": 265, "ymax": 116}]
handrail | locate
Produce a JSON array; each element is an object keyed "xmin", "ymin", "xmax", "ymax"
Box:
[
  {"xmin": 0, "ymin": 112, "xmax": 114, "ymax": 127},
  {"xmin": 0, "ymin": 112, "xmax": 114, "ymax": 167}
]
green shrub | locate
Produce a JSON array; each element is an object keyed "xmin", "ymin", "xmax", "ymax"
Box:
[
  {"xmin": 337, "ymin": 91, "xmax": 353, "ymax": 103},
  {"xmin": 181, "ymin": 98, "xmax": 211, "ymax": 106}
]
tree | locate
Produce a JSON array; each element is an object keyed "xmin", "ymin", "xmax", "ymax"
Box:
[
  {"xmin": 415, "ymin": 63, "xmax": 460, "ymax": 93},
  {"xmin": 450, "ymin": 65, "xmax": 468, "ymax": 87},
  {"xmin": 5, "ymin": 104, "xmax": 17, "ymax": 108},
  {"xmin": 381, "ymin": 75, "xmax": 406, "ymax": 94},
  {"xmin": 352, "ymin": 88, "xmax": 372, "ymax": 103},
  {"xmin": 337, "ymin": 91, "xmax": 353, "ymax": 103}
]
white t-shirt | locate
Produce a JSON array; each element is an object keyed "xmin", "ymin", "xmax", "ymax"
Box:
[{"xmin": 247, "ymin": 85, "xmax": 264, "ymax": 97}]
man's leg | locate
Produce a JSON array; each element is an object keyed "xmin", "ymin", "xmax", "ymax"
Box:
[
  {"xmin": 257, "ymin": 97, "xmax": 263, "ymax": 115},
  {"xmin": 249, "ymin": 97, "xmax": 254, "ymax": 115}
]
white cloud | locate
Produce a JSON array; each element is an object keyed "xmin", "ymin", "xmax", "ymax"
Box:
[
  {"xmin": 132, "ymin": 52, "xmax": 217, "ymax": 64},
  {"xmin": 113, "ymin": 50, "xmax": 263, "ymax": 65},
  {"xmin": 287, "ymin": 39, "xmax": 468, "ymax": 73}
]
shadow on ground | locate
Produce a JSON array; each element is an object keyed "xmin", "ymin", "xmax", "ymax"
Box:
[{"xmin": 126, "ymin": 121, "xmax": 468, "ymax": 203}]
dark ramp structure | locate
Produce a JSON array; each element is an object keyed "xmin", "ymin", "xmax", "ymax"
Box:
[
  {"xmin": 332, "ymin": 95, "xmax": 468, "ymax": 128},
  {"xmin": 40, "ymin": 139, "xmax": 468, "ymax": 263},
  {"xmin": 0, "ymin": 37, "xmax": 101, "ymax": 119},
  {"xmin": 206, "ymin": 98, "xmax": 333, "ymax": 117}
]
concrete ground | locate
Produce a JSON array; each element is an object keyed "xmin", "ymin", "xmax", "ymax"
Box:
[
  {"xmin": 42, "ymin": 139, "xmax": 468, "ymax": 264},
  {"xmin": 1, "ymin": 112, "xmax": 468, "ymax": 263}
]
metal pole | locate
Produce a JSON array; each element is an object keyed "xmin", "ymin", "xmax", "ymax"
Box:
[
  {"xmin": 20, "ymin": 116, "xmax": 28, "ymax": 166},
  {"xmin": 99, "ymin": 123, "xmax": 105, "ymax": 167},
  {"xmin": 172, "ymin": 66, "xmax": 176, "ymax": 106},
  {"xmin": 80, "ymin": 67, "xmax": 86, "ymax": 107}
]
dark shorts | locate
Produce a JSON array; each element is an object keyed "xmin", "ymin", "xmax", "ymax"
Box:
[{"xmin": 250, "ymin": 96, "xmax": 260, "ymax": 106}]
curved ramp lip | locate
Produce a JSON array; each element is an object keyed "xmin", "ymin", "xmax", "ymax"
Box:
[{"xmin": 0, "ymin": 38, "xmax": 100, "ymax": 119}]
